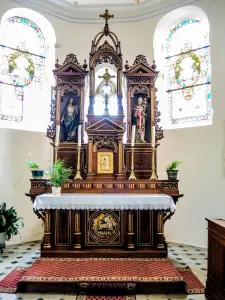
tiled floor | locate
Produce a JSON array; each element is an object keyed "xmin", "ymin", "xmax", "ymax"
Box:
[{"xmin": 0, "ymin": 241, "xmax": 207, "ymax": 300}]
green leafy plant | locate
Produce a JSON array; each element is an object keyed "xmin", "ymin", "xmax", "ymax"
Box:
[
  {"xmin": 45, "ymin": 160, "xmax": 72, "ymax": 188},
  {"xmin": 0, "ymin": 203, "xmax": 24, "ymax": 241},
  {"xmin": 166, "ymin": 160, "xmax": 182, "ymax": 170},
  {"xmin": 26, "ymin": 160, "xmax": 40, "ymax": 170}
]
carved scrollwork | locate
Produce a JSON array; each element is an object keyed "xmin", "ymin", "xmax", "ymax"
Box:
[
  {"xmin": 134, "ymin": 157, "xmax": 148, "ymax": 165},
  {"xmin": 61, "ymin": 84, "xmax": 81, "ymax": 96},
  {"xmin": 98, "ymin": 40, "xmax": 115, "ymax": 52},
  {"xmin": 162, "ymin": 182, "xmax": 178, "ymax": 190},
  {"xmin": 93, "ymin": 53, "xmax": 120, "ymax": 68},
  {"xmin": 56, "ymin": 77, "xmax": 85, "ymax": 85},
  {"xmin": 127, "ymin": 78, "xmax": 151, "ymax": 85},
  {"xmin": 63, "ymin": 53, "xmax": 81, "ymax": 67},
  {"xmin": 93, "ymin": 136, "xmax": 118, "ymax": 153},
  {"xmin": 155, "ymin": 100, "xmax": 164, "ymax": 141},
  {"xmin": 131, "ymin": 86, "xmax": 150, "ymax": 97},
  {"xmin": 133, "ymin": 54, "xmax": 149, "ymax": 66}
]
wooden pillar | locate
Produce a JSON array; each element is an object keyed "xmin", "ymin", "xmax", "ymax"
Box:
[
  {"xmin": 88, "ymin": 69, "xmax": 95, "ymax": 115},
  {"xmin": 116, "ymin": 138, "xmax": 124, "ymax": 180},
  {"xmin": 74, "ymin": 211, "xmax": 81, "ymax": 249},
  {"xmin": 117, "ymin": 69, "xmax": 124, "ymax": 115},
  {"xmin": 127, "ymin": 210, "xmax": 134, "ymax": 249},
  {"xmin": 43, "ymin": 210, "xmax": 52, "ymax": 249},
  {"xmin": 127, "ymin": 88, "xmax": 131, "ymax": 143},
  {"xmin": 87, "ymin": 138, "xmax": 94, "ymax": 178},
  {"xmin": 56, "ymin": 85, "xmax": 62, "ymax": 125},
  {"xmin": 157, "ymin": 211, "xmax": 164, "ymax": 249}
]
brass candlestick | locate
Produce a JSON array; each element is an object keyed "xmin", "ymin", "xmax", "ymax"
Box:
[
  {"xmin": 150, "ymin": 147, "xmax": 157, "ymax": 180},
  {"xmin": 74, "ymin": 146, "xmax": 82, "ymax": 180},
  {"xmin": 129, "ymin": 147, "xmax": 137, "ymax": 180}
]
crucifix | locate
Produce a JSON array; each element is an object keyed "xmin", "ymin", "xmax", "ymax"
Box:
[
  {"xmin": 100, "ymin": 9, "xmax": 114, "ymax": 33},
  {"xmin": 98, "ymin": 68, "xmax": 115, "ymax": 86}
]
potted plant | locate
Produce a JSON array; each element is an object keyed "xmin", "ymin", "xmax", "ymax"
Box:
[
  {"xmin": 26, "ymin": 160, "xmax": 44, "ymax": 179},
  {"xmin": 45, "ymin": 160, "xmax": 72, "ymax": 195},
  {"xmin": 166, "ymin": 160, "xmax": 182, "ymax": 180},
  {"xmin": 0, "ymin": 203, "xmax": 24, "ymax": 251}
]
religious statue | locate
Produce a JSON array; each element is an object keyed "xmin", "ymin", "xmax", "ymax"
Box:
[
  {"xmin": 61, "ymin": 98, "xmax": 79, "ymax": 142},
  {"xmin": 132, "ymin": 96, "xmax": 147, "ymax": 143}
]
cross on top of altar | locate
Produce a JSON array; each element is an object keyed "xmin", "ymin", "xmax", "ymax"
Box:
[
  {"xmin": 98, "ymin": 68, "xmax": 115, "ymax": 85},
  {"xmin": 100, "ymin": 9, "xmax": 114, "ymax": 33}
]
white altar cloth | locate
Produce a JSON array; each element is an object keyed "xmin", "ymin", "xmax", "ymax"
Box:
[{"xmin": 33, "ymin": 193, "xmax": 176, "ymax": 212}]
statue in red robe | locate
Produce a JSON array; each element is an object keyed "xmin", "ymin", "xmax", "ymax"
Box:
[{"xmin": 132, "ymin": 97, "xmax": 147, "ymax": 143}]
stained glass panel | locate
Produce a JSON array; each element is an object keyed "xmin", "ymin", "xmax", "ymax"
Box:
[
  {"xmin": 165, "ymin": 18, "xmax": 212, "ymax": 125},
  {"xmin": 0, "ymin": 16, "xmax": 46, "ymax": 122}
]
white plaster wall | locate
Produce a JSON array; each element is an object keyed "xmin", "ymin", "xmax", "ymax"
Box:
[{"xmin": 0, "ymin": 0, "xmax": 224, "ymax": 247}]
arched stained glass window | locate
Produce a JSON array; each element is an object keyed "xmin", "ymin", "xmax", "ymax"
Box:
[
  {"xmin": 0, "ymin": 9, "xmax": 55, "ymax": 131},
  {"xmin": 154, "ymin": 7, "xmax": 212, "ymax": 129},
  {"xmin": 165, "ymin": 18, "xmax": 212, "ymax": 126}
]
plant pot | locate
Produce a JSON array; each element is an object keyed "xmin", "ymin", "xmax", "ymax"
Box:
[
  {"xmin": 31, "ymin": 170, "xmax": 44, "ymax": 179},
  {"xmin": 52, "ymin": 187, "xmax": 62, "ymax": 195},
  {"xmin": 0, "ymin": 232, "xmax": 6, "ymax": 248},
  {"xmin": 167, "ymin": 170, "xmax": 178, "ymax": 180}
]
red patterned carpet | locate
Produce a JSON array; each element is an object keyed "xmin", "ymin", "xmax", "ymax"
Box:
[
  {"xmin": 0, "ymin": 258, "xmax": 204, "ymax": 294},
  {"xmin": 76, "ymin": 296, "xmax": 136, "ymax": 300},
  {"xmin": 21, "ymin": 258, "xmax": 183, "ymax": 282}
]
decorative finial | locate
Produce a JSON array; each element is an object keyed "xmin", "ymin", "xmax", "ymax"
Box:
[
  {"xmin": 83, "ymin": 59, "xmax": 88, "ymax": 70},
  {"xmin": 152, "ymin": 60, "xmax": 157, "ymax": 70},
  {"xmin": 124, "ymin": 60, "xmax": 129, "ymax": 71},
  {"xmin": 100, "ymin": 9, "xmax": 114, "ymax": 34},
  {"xmin": 55, "ymin": 59, "xmax": 60, "ymax": 69}
]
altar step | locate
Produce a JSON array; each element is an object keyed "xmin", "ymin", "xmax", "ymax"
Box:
[
  {"xmin": 41, "ymin": 247, "xmax": 167, "ymax": 258},
  {"xmin": 16, "ymin": 257, "xmax": 188, "ymax": 295}
]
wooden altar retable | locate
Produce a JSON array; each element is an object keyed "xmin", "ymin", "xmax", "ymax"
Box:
[{"xmin": 26, "ymin": 10, "xmax": 183, "ymax": 260}]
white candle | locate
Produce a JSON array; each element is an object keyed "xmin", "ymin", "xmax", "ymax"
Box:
[
  {"xmin": 78, "ymin": 125, "xmax": 82, "ymax": 147},
  {"xmin": 131, "ymin": 125, "xmax": 136, "ymax": 147},
  {"xmin": 152, "ymin": 125, "xmax": 155, "ymax": 148},
  {"xmin": 55, "ymin": 125, "xmax": 60, "ymax": 147}
]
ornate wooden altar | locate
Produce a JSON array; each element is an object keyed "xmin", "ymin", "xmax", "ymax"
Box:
[{"xmin": 26, "ymin": 10, "xmax": 183, "ymax": 259}]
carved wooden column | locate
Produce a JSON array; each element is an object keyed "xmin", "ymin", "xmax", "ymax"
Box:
[
  {"xmin": 127, "ymin": 210, "xmax": 134, "ymax": 249},
  {"xmin": 74, "ymin": 211, "xmax": 81, "ymax": 249},
  {"xmin": 117, "ymin": 69, "xmax": 124, "ymax": 115},
  {"xmin": 157, "ymin": 211, "xmax": 164, "ymax": 249},
  {"xmin": 80, "ymin": 86, "xmax": 85, "ymax": 143},
  {"xmin": 88, "ymin": 69, "xmax": 95, "ymax": 115},
  {"xmin": 55, "ymin": 85, "xmax": 62, "ymax": 126},
  {"xmin": 87, "ymin": 137, "xmax": 94, "ymax": 178},
  {"xmin": 127, "ymin": 88, "xmax": 132, "ymax": 143},
  {"xmin": 43, "ymin": 210, "xmax": 52, "ymax": 249},
  {"xmin": 150, "ymin": 86, "xmax": 156, "ymax": 126}
]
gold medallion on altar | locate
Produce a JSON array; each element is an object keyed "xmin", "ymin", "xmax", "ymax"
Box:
[
  {"xmin": 97, "ymin": 152, "xmax": 113, "ymax": 174},
  {"xmin": 88, "ymin": 211, "xmax": 120, "ymax": 243}
]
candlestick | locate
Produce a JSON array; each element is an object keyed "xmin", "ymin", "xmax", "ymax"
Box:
[
  {"xmin": 131, "ymin": 125, "xmax": 136, "ymax": 147},
  {"xmin": 55, "ymin": 125, "xmax": 60, "ymax": 147},
  {"xmin": 74, "ymin": 146, "xmax": 82, "ymax": 180},
  {"xmin": 129, "ymin": 147, "xmax": 137, "ymax": 180},
  {"xmin": 152, "ymin": 125, "xmax": 155, "ymax": 148},
  {"xmin": 78, "ymin": 125, "xmax": 81, "ymax": 147},
  {"xmin": 150, "ymin": 147, "xmax": 157, "ymax": 180}
]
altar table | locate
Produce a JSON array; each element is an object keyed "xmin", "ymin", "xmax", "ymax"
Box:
[{"xmin": 34, "ymin": 193, "xmax": 175, "ymax": 258}]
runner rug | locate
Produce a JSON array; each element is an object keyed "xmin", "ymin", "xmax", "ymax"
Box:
[{"xmin": 0, "ymin": 258, "xmax": 204, "ymax": 294}]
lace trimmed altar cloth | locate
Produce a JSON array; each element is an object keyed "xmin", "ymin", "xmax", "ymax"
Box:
[{"xmin": 33, "ymin": 193, "xmax": 176, "ymax": 212}]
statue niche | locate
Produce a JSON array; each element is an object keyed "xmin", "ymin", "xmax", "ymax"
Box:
[
  {"xmin": 60, "ymin": 91, "xmax": 80, "ymax": 143},
  {"xmin": 131, "ymin": 93, "xmax": 151, "ymax": 143}
]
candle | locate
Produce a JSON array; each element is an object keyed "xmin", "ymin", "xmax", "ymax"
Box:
[
  {"xmin": 152, "ymin": 125, "xmax": 155, "ymax": 148},
  {"xmin": 78, "ymin": 125, "xmax": 82, "ymax": 147},
  {"xmin": 131, "ymin": 125, "xmax": 136, "ymax": 147},
  {"xmin": 55, "ymin": 125, "xmax": 60, "ymax": 147}
]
